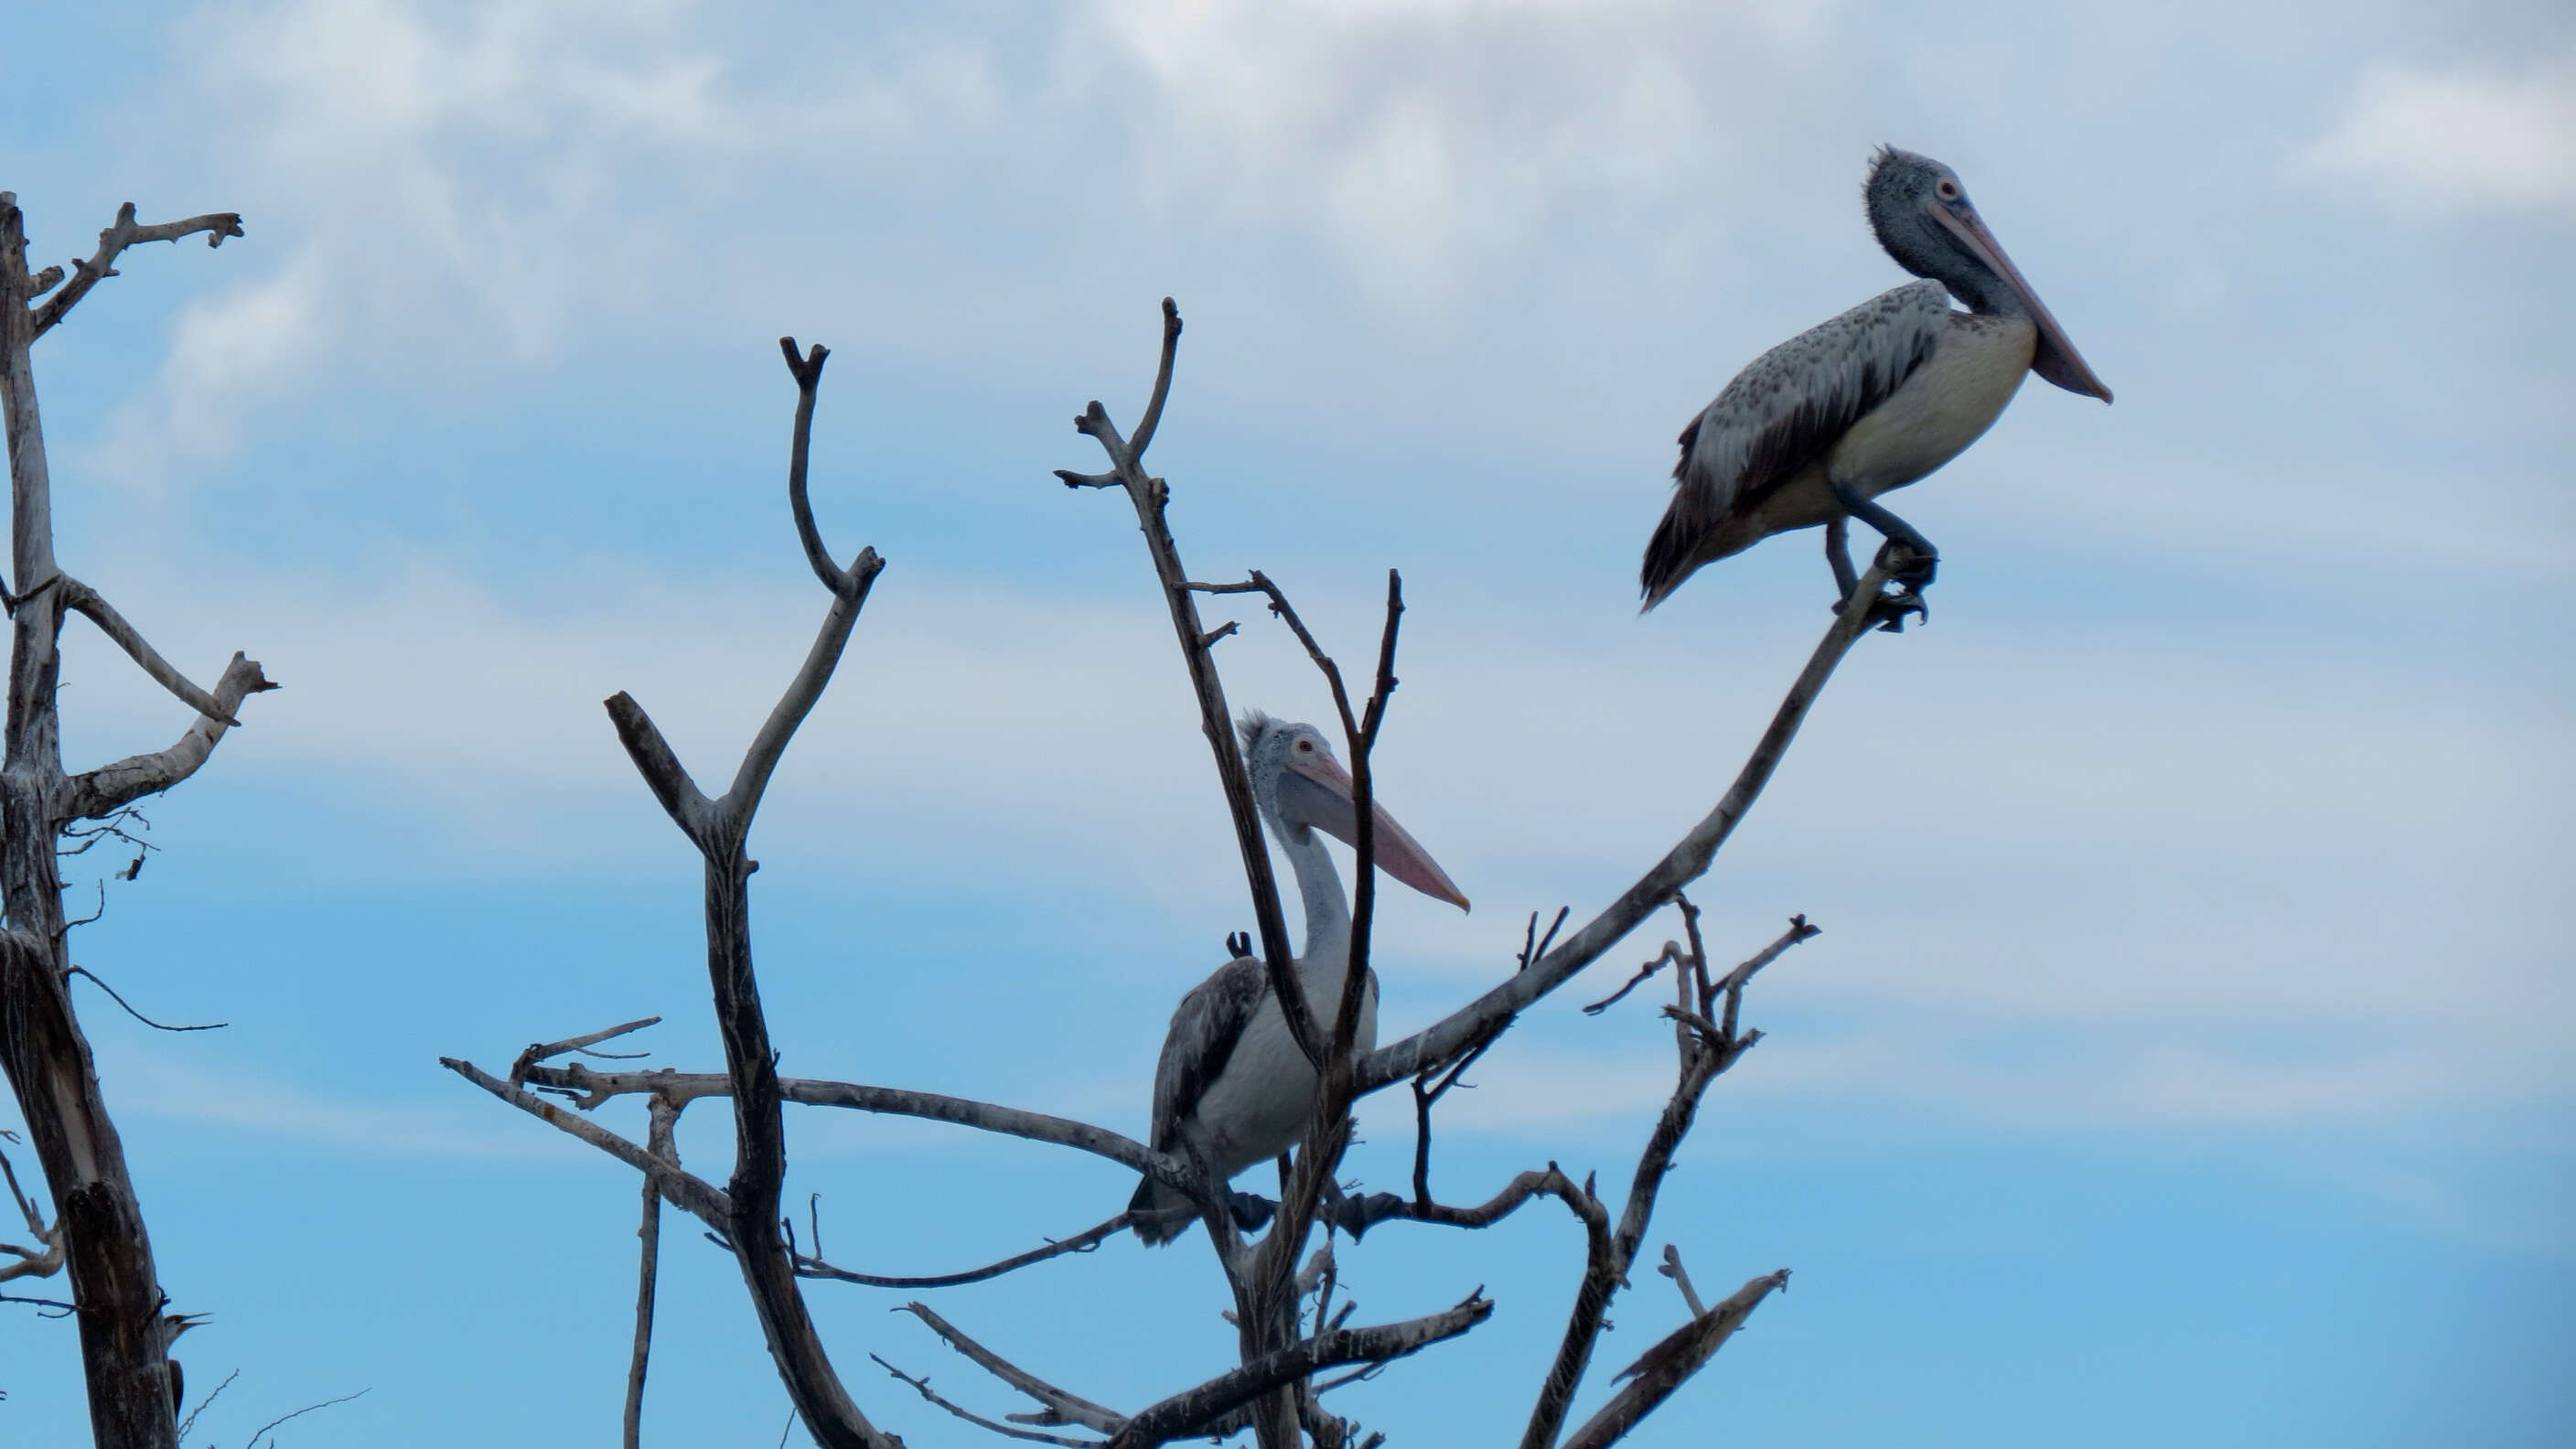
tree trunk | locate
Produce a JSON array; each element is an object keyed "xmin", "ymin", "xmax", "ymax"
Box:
[{"xmin": 0, "ymin": 193, "xmax": 180, "ymax": 1449}]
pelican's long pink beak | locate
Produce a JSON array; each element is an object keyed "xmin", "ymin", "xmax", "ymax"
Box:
[
  {"xmin": 1929, "ymin": 199, "xmax": 2113, "ymax": 403},
  {"xmin": 1287, "ymin": 754, "xmax": 1471, "ymax": 912}
]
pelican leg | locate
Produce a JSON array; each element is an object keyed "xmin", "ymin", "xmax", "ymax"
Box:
[
  {"xmin": 1825, "ymin": 517, "xmax": 1860, "ymax": 601},
  {"xmin": 1227, "ymin": 1189, "xmax": 1277, "ymax": 1232},
  {"xmin": 1827, "ymin": 479, "xmax": 1936, "ymax": 631}
]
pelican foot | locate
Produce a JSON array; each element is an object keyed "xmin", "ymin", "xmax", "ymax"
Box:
[
  {"xmin": 1834, "ymin": 578, "xmax": 1929, "ymax": 633},
  {"xmin": 1228, "ymin": 1190, "xmax": 1277, "ymax": 1232},
  {"xmin": 1873, "ymin": 536, "xmax": 1938, "ymax": 592}
]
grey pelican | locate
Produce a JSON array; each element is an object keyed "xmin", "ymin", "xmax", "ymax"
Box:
[
  {"xmin": 1640, "ymin": 146, "xmax": 2112, "ymax": 623},
  {"xmin": 161, "ymin": 1310, "xmax": 208, "ymax": 1417},
  {"xmin": 1131, "ymin": 714, "xmax": 1469, "ymax": 1245}
]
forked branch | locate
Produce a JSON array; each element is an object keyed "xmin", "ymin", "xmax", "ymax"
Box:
[
  {"xmin": 31, "ymin": 201, "xmax": 243, "ymax": 338},
  {"xmin": 1057, "ymin": 299, "xmax": 1322, "ymax": 1070},
  {"xmin": 54, "ymin": 575, "xmax": 242, "ymax": 724},
  {"xmin": 1559, "ymin": 1271, "xmax": 1789, "ymax": 1449},
  {"xmin": 64, "ymin": 652, "xmax": 275, "ymax": 821}
]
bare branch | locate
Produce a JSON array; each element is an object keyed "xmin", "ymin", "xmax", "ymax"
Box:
[
  {"xmin": 1128, "ymin": 298, "xmax": 1183, "ymax": 460},
  {"xmin": 1657, "ymin": 1244, "xmax": 1706, "ymax": 1319},
  {"xmin": 176, "ymin": 1367, "xmax": 238, "ymax": 1441},
  {"xmin": 64, "ymin": 650, "xmax": 276, "ymax": 821},
  {"xmin": 626, "ymin": 1094, "xmax": 679, "ymax": 1449},
  {"xmin": 1407, "ymin": 1021, "xmax": 1512, "ymax": 1209},
  {"xmin": 67, "ymin": 966, "xmax": 226, "ymax": 1032},
  {"xmin": 32, "ymin": 202, "xmax": 243, "ymax": 338},
  {"xmin": 0, "ymin": 1140, "xmax": 47, "ymax": 1238},
  {"xmin": 1519, "ymin": 907, "xmax": 1570, "ymax": 973},
  {"xmin": 1347, "ymin": 1163, "xmax": 1608, "ymax": 1240},
  {"xmin": 1559, "ymin": 1271, "xmax": 1789, "ymax": 1449},
  {"xmin": 0, "ymin": 1231, "xmax": 61, "ymax": 1283},
  {"xmin": 439, "ymin": 1057, "xmax": 731, "ymax": 1227},
  {"xmin": 871, "ymin": 1355, "xmax": 1104, "ymax": 1447},
  {"xmin": 55, "ymin": 575, "xmax": 241, "ymax": 724},
  {"xmin": 1523, "ymin": 916, "xmax": 1813, "ymax": 1449},
  {"xmin": 1057, "ymin": 299, "xmax": 1319, "ymax": 1070},
  {"xmin": 1110, "ymin": 1293, "xmax": 1492, "ymax": 1449},
  {"xmin": 719, "ymin": 553, "xmax": 881, "ymax": 824},
  {"xmin": 241, "ymin": 1387, "xmax": 370, "ymax": 1448},
  {"xmin": 0, "ymin": 1290, "xmax": 74, "ymax": 1313},
  {"xmin": 603, "ymin": 692, "xmax": 715, "ymax": 840},
  {"xmin": 901, "ymin": 1301, "xmax": 1127, "ymax": 1437},
  {"xmin": 509, "ymin": 1016, "xmax": 660, "ymax": 1088},
  {"xmin": 521, "ymin": 1061, "xmax": 1199, "ymax": 1196},
  {"xmin": 799, "ymin": 1212, "xmax": 1133, "ymax": 1290},
  {"xmin": 1358, "ymin": 568, "xmax": 1890, "ymax": 1093},
  {"xmin": 1717, "ymin": 915, "xmax": 1818, "ymax": 1039},
  {"xmin": 1582, "ymin": 941, "xmax": 1686, "ymax": 1017},
  {"xmin": 777, "ymin": 337, "xmax": 863, "ymax": 596}
]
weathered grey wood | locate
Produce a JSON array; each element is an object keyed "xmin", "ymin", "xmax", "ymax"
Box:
[
  {"xmin": 1358, "ymin": 570, "xmax": 1887, "ymax": 1097},
  {"xmin": 0, "ymin": 190, "xmax": 262, "ymax": 1449},
  {"xmin": 592, "ymin": 343, "xmax": 897, "ymax": 1449},
  {"xmin": 1057, "ymin": 301, "xmax": 1324, "ymax": 1077}
]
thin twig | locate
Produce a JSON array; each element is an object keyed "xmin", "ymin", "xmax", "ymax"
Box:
[
  {"xmin": 1110, "ymin": 1292, "xmax": 1492, "ymax": 1449},
  {"xmin": 900, "ymin": 1301, "xmax": 1127, "ymax": 1437},
  {"xmin": 67, "ymin": 966, "xmax": 225, "ymax": 1032},
  {"xmin": 1582, "ymin": 941, "xmax": 1685, "ymax": 1016},
  {"xmin": 1658, "ymin": 1244, "xmax": 1706, "ymax": 1319},
  {"xmin": 1562, "ymin": 1271, "xmax": 1789, "ymax": 1449},
  {"xmin": 0, "ymin": 1143, "xmax": 45, "ymax": 1235},
  {"xmin": 0, "ymin": 1292, "xmax": 74, "ymax": 1314},
  {"xmin": 799, "ymin": 1213, "xmax": 1133, "ymax": 1290},
  {"xmin": 510, "ymin": 1017, "xmax": 660, "ymax": 1088},
  {"xmin": 176, "ymin": 1366, "xmax": 238, "ymax": 1441},
  {"xmin": 870, "ymin": 1356, "xmax": 1105, "ymax": 1447},
  {"xmin": 439, "ymin": 1057, "xmax": 732, "ymax": 1226},
  {"xmin": 241, "ymin": 1386, "xmax": 370, "ymax": 1448},
  {"xmin": 1519, "ymin": 907, "xmax": 1570, "ymax": 973},
  {"xmin": 1717, "ymin": 916, "xmax": 1818, "ymax": 1042},
  {"xmin": 516, "ymin": 1061, "xmax": 1200, "ymax": 1198},
  {"xmin": 626, "ymin": 1094, "xmax": 679, "ymax": 1449},
  {"xmin": 1057, "ymin": 298, "xmax": 1321, "ymax": 1072}
]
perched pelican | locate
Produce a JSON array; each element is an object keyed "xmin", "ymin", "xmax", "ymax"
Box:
[
  {"xmin": 161, "ymin": 1310, "xmax": 208, "ymax": 1417},
  {"xmin": 1640, "ymin": 146, "xmax": 2112, "ymax": 622},
  {"xmin": 1131, "ymin": 714, "xmax": 1470, "ymax": 1245}
]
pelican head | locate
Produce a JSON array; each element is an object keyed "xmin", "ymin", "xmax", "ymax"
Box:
[
  {"xmin": 1240, "ymin": 713, "xmax": 1470, "ymax": 911},
  {"xmin": 1864, "ymin": 146, "xmax": 2112, "ymax": 403}
]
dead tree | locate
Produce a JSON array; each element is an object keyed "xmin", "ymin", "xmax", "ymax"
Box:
[
  {"xmin": 446, "ymin": 302, "xmax": 1906, "ymax": 1446},
  {"xmin": 0, "ymin": 193, "xmax": 272, "ymax": 1447}
]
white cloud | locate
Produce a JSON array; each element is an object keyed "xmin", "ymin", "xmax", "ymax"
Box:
[
  {"xmin": 2299, "ymin": 52, "xmax": 2576, "ymax": 212},
  {"xmin": 53, "ymin": 548, "xmax": 2573, "ymax": 1131},
  {"xmin": 101, "ymin": 1055, "xmax": 563, "ymax": 1160}
]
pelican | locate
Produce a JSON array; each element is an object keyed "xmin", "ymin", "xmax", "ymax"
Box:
[
  {"xmin": 1640, "ymin": 146, "xmax": 2112, "ymax": 623},
  {"xmin": 1130, "ymin": 714, "xmax": 1470, "ymax": 1245},
  {"xmin": 160, "ymin": 1310, "xmax": 208, "ymax": 1417}
]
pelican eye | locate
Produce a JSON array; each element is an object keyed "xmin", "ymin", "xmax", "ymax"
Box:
[{"xmin": 1937, "ymin": 178, "xmax": 1960, "ymax": 200}]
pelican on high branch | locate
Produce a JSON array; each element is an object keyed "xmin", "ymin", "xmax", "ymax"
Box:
[
  {"xmin": 1131, "ymin": 714, "xmax": 1469, "ymax": 1245},
  {"xmin": 1640, "ymin": 146, "xmax": 2112, "ymax": 626}
]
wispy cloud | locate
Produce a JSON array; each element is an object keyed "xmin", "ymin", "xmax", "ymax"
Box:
[
  {"xmin": 2297, "ymin": 51, "xmax": 2576, "ymax": 213},
  {"xmin": 102, "ymin": 1055, "xmax": 563, "ymax": 1160}
]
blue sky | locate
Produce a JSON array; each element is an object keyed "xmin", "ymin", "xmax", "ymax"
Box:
[{"xmin": 4, "ymin": 1, "xmax": 2571, "ymax": 1444}]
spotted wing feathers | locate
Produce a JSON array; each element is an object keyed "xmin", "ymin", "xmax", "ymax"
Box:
[
  {"xmin": 1641, "ymin": 280, "xmax": 1950, "ymax": 606},
  {"xmin": 1146, "ymin": 952, "xmax": 1269, "ymax": 1156}
]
